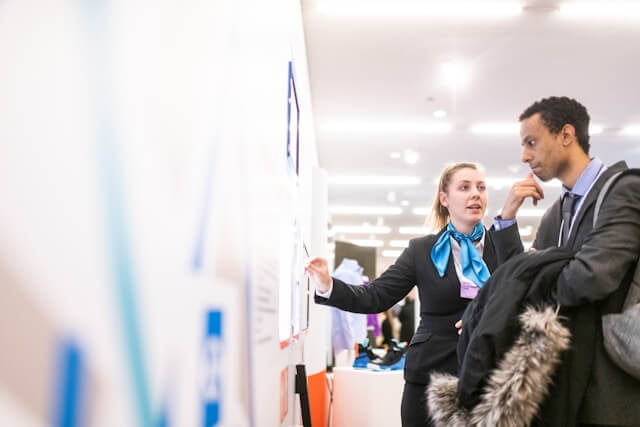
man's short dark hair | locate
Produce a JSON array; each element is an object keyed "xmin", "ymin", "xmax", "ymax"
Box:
[{"xmin": 519, "ymin": 96, "xmax": 591, "ymax": 154}]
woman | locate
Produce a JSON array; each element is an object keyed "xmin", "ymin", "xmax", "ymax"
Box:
[{"xmin": 305, "ymin": 162, "xmax": 501, "ymax": 427}]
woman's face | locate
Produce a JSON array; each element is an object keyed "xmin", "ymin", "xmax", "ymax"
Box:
[{"xmin": 439, "ymin": 167, "xmax": 487, "ymax": 232}]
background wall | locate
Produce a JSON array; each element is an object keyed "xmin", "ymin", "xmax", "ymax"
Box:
[{"xmin": 0, "ymin": 0, "xmax": 329, "ymax": 426}]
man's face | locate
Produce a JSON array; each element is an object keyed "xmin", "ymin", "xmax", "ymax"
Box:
[{"xmin": 519, "ymin": 113, "xmax": 566, "ymax": 182}]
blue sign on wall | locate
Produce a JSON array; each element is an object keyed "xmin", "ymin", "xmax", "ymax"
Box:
[{"xmin": 201, "ymin": 310, "xmax": 223, "ymax": 427}]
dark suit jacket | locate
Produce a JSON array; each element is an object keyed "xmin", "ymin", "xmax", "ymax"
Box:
[
  {"xmin": 398, "ymin": 298, "xmax": 416, "ymax": 344},
  {"xmin": 491, "ymin": 161, "xmax": 640, "ymax": 425},
  {"xmin": 315, "ymin": 227, "xmax": 498, "ymax": 385}
]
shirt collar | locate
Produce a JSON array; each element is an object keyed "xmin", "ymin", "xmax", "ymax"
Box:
[
  {"xmin": 449, "ymin": 226, "xmax": 485, "ymax": 250},
  {"xmin": 561, "ymin": 157, "xmax": 604, "ymax": 197}
]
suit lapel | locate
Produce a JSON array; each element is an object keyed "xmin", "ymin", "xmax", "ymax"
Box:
[{"xmin": 567, "ymin": 161, "xmax": 628, "ymax": 247}]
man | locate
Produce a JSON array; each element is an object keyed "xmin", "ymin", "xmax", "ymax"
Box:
[{"xmin": 491, "ymin": 96, "xmax": 640, "ymax": 425}]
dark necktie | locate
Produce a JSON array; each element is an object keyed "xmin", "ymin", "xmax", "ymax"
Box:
[{"xmin": 561, "ymin": 192, "xmax": 579, "ymax": 246}]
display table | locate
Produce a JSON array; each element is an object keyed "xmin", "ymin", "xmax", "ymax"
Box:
[{"xmin": 331, "ymin": 366, "xmax": 404, "ymax": 427}]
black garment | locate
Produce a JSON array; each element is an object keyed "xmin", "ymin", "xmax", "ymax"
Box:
[
  {"xmin": 401, "ymin": 381, "xmax": 431, "ymax": 427},
  {"xmin": 315, "ymin": 227, "xmax": 499, "ymax": 424},
  {"xmin": 381, "ymin": 316, "xmax": 393, "ymax": 347},
  {"xmin": 490, "ymin": 162, "xmax": 640, "ymax": 425},
  {"xmin": 399, "ymin": 298, "xmax": 416, "ymax": 344},
  {"xmin": 457, "ymin": 248, "xmax": 574, "ymax": 410}
]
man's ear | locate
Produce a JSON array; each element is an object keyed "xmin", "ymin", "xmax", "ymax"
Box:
[{"xmin": 561, "ymin": 123, "xmax": 576, "ymax": 146}]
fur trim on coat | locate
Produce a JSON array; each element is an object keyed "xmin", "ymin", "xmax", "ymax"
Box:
[{"xmin": 426, "ymin": 306, "xmax": 571, "ymax": 427}]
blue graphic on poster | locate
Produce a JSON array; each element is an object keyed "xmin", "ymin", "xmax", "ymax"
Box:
[{"xmin": 200, "ymin": 310, "xmax": 223, "ymax": 427}]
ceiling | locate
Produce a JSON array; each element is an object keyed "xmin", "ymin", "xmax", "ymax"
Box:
[{"xmin": 301, "ymin": 0, "xmax": 640, "ymax": 273}]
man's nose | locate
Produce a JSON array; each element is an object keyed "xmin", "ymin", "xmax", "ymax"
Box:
[{"xmin": 521, "ymin": 147, "xmax": 532, "ymax": 163}]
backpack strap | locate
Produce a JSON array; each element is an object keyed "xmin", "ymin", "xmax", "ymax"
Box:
[
  {"xmin": 593, "ymin": 169, "xmax": 640, "ymax": 227},
  {"xmin": 593, "ymin": 171, "xmax": 624, "ymax": 227},
  {"xmin": 592, "ymin": 168, "xmax": 640, "ymax": 311}
]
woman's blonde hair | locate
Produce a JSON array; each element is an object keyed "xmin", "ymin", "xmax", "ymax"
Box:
[{"xmin": 428, "ymin": 162, "xmax": 484, "ymax": 230}]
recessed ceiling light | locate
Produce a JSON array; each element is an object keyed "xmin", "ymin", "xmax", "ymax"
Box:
[
  {"xmin": 390, "ymin": 151, "xmax": 402, "ymax": 159},
  {"xmin": 389, "ymin": 240, "xmax": 410, "ymax": 248},
  {"xmin": 433, "ymin": 110, "xmax": 447, "ymax": 119},
  {"xmin": 329, "ymin": 175, "xmax": 421, "ymax": 185},
  {"xmin": 403, "ymin": 149, "xmax": 420, "ymax": 165},
  {"xmin": 400, "ymin": 200, "xmax": 410, "ymax": 207},
  {"xmin": 387, "ymin": 191, "xmax": 397, "ymax": 203},
  {"xmin": 440, "ymin": 62, "xmax": 470, "ymax": 90},
  {"xmin": 330, "ymin": 206, "xmax": 403, "ymax": 215}
]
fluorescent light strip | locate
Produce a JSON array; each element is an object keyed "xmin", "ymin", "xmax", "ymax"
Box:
[
  {"xmin": 621, "ymin": 125, "xmax": 640, "ymax": 135},
  {"xmin": 347, "ymin": 239, "xmax": 384, "ymax": 248},
  {"xmin": 471, "ymin": 122, "xmax": 604, "ymax": 135},
  {"xmin": 471, "ymin": 123, "xmax": 519, "ymax": 135},
  {"xmin": 412, "ymin": 207, "xmax": 429, "ymax": 216},
  {"xmin": 332, "ymin": 225, "xmax": 391, "ymax": 234},
  {"xmin": 429, "ymin": 176, "xmax": 561, "ymax": 189},
  {"xmin": 382, "ymin": 249, "xmax": 403, "ymax": 258},
  {"xmin": 330, "ymin": 206, "xmax": 403, "ymax": 215},
  {"xmin": 398, "ymin": 226, "xmax": 433, "ymax": 235},
  {"xmin": 316, "ymin": 2, "xmax": 523, "ymax": 18},
  {"xmin": 496, "ymin": 208, "xmax": 545, "ymax": 217},
  {"xmin": 389, "ymin": 240, "xmax": 410, "ymax": 248},
  {"xmin": 557, "ymin": 2, "xmax": 640, "ymax": 19},
  {"xmin": 324, "ymin": 121, "xmax": 452, "ymax": 134},
  {"xmin": 329, "ymin": 175, "xmax": 421, "ymax": 185},
  {"xmin": 485, "ymin": 177, "xmax": 523, "ymax": 189},
  {"xmin": 590, "ymin": 124, "xmax": 604, "ymax": 135},
  {"xmin": 483, "ymin": 177, "xmax": 563, "ymax": 189}
]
